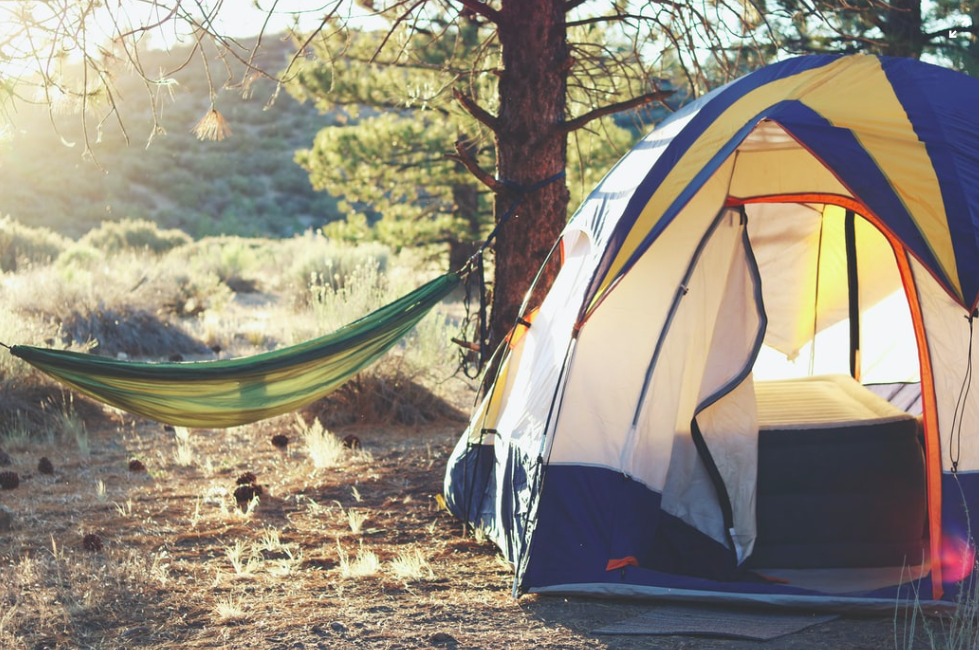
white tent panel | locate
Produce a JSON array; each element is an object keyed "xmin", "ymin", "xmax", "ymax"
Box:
[
  {"xmin": 859, "ymin": 290, "xmax": 919, "ymax": 383},
  {"xmin": 747, "ymin": 202, "xmax": 825, "ymax": 357},
  {"xmin": 748, "ymin": 203, "xmax": 909, "ymax": 372},
  {"xmin": 494, "ymin": 232, "xmax": 595, "ymax": 455},
  {"xmin": 661, "ymin": 220, "xmax": 763, "ymax": 558},
  {"xmin": 912, "ymin": 257, "xmax": 979, "ymax": 471},
  {"xmin": 548, "ymin": 158, "xmax": 736, "ymax": 478},
  {"xmin": 694, "ymin": 377, "xmax": 759, "ymax": 561},
  {"xmin": 628, "ymin": 208, "xmax": 747, "ymax": 488}
]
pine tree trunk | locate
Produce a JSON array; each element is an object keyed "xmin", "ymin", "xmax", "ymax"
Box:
[
  {"xmin": 885, "ymin": 0, "xmax": 924, "ymax": 58},
  {"xmin": 490, "ymin": 0, "xmax": 571, "ymax": 349},
  {"xmin": 448, "ymin": 182, "xmax": 480, "ymax": 272}
]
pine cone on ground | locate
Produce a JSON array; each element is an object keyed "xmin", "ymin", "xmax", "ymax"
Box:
[
  {"xmin": 342, "ymin": 434, "xmax": 361, "ymax": 450},
  {"xmin": 37, "ymin": 457, "xmax": 54, "ymax": 475},
  {"xmin": 82, "ymin": 533, "xmax": 103, "ymax": 552},
  {"xmin": 233, "ymin": 484, "xmax": 264, "ymax": 511},
  {"xmin": 236, "ymin": 471, "xmax": 257, "ymax": 486},
  {"xmin": 0, "ymin": 471, "xmax": 19, "ymax": 490},
  {"xmin": 128, "ymin": 459, "xmax": 146, "ymax": 472},
  {"xmin": 270, "ymin": 434, "xmax": 289, "ymax": 451}
]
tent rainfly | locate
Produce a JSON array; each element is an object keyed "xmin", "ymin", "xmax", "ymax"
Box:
[{"xmin": 443, "ymin": 54, "xmax": 979, "ymax": 608}]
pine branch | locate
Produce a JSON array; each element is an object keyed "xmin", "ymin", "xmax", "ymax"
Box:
[
  {"xmin": 559, "ymin": 90, "xmax": 673, "ymax": 134},
  {"xmin": 567, "ymin": 13, "xmax": 647, "ymax": 28},
  {"xmin": 445, "ymin": 141, "xmax": 503, "ymax": 193},
  {"xmin": 452, "ymin": 87, "xmax": 499, "ymax": 131},
  {"xmin": 924, "ymin": 25, "xmax": 979, "ymax": 40},
  {"xmin": 453, "ymin": 0, "xmax": 502, "ymax": 24}
]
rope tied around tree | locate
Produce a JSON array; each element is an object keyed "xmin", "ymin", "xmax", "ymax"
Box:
[{"xmin": 456, "ymin": 169, "xmax": 566, "ymax": 379}]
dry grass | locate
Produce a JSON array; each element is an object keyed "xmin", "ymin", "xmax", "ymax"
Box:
[{"xmin": 0, "ymin": 409, "xmax": 917, "ymax": 650}]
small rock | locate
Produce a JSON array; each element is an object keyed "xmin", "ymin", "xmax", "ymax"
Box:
[
  {"xmin": 430, "ymin": 632, "xmax": 457, "ymax": 645},
  {"xmin": 0, "ymin": 471, "xmax": 19, "ymax": 490},
  {"xmin": 0, "ymin": 505, "xmax": 13, "ymax": 532},
  {"xmin": 310, "ymin": 625, "xmax": 328, "ymax": 637},
  {"xmin": 329, "ymin": 622, "xmax": 346, "ymax": 633},
  {"xmin": 37, "ymin": 457, "xmax": 54, "ymax": 475},
  {"xmin": 163, "ymin": 425, "xmax": 175, "ymax": 433}
]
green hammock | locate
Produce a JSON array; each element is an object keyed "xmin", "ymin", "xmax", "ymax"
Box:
[{"xmin": 9, "ymin": 273, "xmax": 460, "ymax": 428}]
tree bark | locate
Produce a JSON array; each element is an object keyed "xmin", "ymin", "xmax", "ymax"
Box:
[
  {"xmin": 489, "ymin": 0, "xmax": 571, "ymax": 349},
  {"xmin": 449, "ymin": 181, "xmax": 480, "ymax": 272},
  {"xmin": 884, "ymin": 0, "xmax": 924, "ymax": 58}
]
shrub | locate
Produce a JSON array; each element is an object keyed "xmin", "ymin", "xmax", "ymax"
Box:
[
  {"xmin": 283, "ymin": 231, "xmax": 390, "ymax": 305},
  {"xmin": 0, "ymin": 216, "xmax": 69, "ymax": 272},
  {"xmin": 78, "ymin": 218, "xmax": 192, "ymax": 255},
  {"xmin": 56, "ymin": 243, "xmax": 103, "ymax": 271},
  {"xmin": 174, "ymin": 236, "xmax": 276, "ymax": 291}
]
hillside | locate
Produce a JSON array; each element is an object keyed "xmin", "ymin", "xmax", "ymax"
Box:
[{"xmin": 0, "ymin": 37, "xmax": 342, "ymax": 239}]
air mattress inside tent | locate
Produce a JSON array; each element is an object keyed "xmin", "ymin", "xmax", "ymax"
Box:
[{"xmin": 747, "ymin": 375, "xmax": 927, "ymax": 569}]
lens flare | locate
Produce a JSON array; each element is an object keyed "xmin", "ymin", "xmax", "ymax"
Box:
[{"xmin": 939, "ymin": 534, "xmax": 976, "ymax": 584}]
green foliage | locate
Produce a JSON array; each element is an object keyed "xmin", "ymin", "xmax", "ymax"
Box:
[
  {"xmin": 287, "ymin": 22, "xmax": 497, "ymax": 268},
  {"xmin": 766, "ymin": 0, "xmax": 979, "ymax": 73},
  {"xmin": 78, "ymin": 218, "xmax": 192, "ymax": 255},
  {"xmin": 0, "ymin": 217, "xmax": 69, "ymax": 272},
  {"xmin": 288, "ymin": 19, "xmax": 653, "ymax": 270}
]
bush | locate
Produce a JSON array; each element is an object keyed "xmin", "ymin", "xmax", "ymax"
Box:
[
  {"xmin": 56, "ymin": 243, "xmax": 102, "ymax": 271},
  {"xmin": 0, "ymin": 216, "xmax": 69, "ymax": 272},
  {"xmin": 78, "ymin": 218, "xmax": 192, "ymax": 255},
  {"xmin": 283, "ymin": 231, "xmax": 391, "ymax": 306}
]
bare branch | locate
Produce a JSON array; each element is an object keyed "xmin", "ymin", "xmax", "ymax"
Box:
[
  {"xmin": 370, "ymin": 0, "xmax": 428, "ymax": 64},
  {"xmin": 559, "ymin": 90, "xmax": 674, "ymax": 134},
  {"xmin": 567, "ymin": 13, "xmax": 647, "ymax": 28},
  {"xmin": 453, "ymin": 0, "xmax": 502, "ymax": 24},
  {"xmin": 445, "ymin": 140, "xmax": 502, "ymax": 193},
  {"xmin": 452, "ymin": 87, "xmax": 498, "ymax": 131}
]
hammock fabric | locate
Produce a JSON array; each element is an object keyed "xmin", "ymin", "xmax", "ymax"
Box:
[{"xmin": 10, "ymin": 273, "xmax": 460, "ymax": 428}]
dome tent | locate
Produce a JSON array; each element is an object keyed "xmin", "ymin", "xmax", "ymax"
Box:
[{"xmin": 444, "ymin": 54, "xmax": 979, "ymax": 607}]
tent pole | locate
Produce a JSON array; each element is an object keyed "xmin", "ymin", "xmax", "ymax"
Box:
[{"xmin": 845, "ymin": 210, "xmax": 861, "ymax": 381}]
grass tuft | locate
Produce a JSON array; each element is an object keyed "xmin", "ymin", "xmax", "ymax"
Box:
[
  {"xmin": 298, "ymin": 417, "xmax": 346, "ymax": 469},
  {"xmin": 214, "ymin": 594, "xmax": 247, "ymax": 623},
  {"xmin": 335, "ymin": 540, "xmax": 380, "ymax": 578},
  {"xmin": 389, "ymin": 549, "xmax": 436, "ymax": 582}
]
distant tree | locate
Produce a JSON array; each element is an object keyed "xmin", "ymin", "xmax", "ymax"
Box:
[
  {"xmin": 287, "ymin": 21, "xmax": 635, "ymax": 272},
  {"xmin": 767, "ymin": 0, "xmax": 979, "ymax": 72},
  {"xmin": 286, "ymin": 20, "xmax": 493, "ymax": 271}
]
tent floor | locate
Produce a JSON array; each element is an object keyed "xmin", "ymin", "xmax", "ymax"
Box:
[{"xmin": 755, "ymin": 560, "xmax": 930, "ymax": 595}]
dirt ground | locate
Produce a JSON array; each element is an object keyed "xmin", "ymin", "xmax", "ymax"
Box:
[{"xmin": 0, "ymin": 403, "xmax": 936, "ymax": 650}]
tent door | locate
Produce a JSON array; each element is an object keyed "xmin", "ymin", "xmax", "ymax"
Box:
[{"xmin": 658, "ymin": 207, "xmax": 767, "ymax": 565}]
